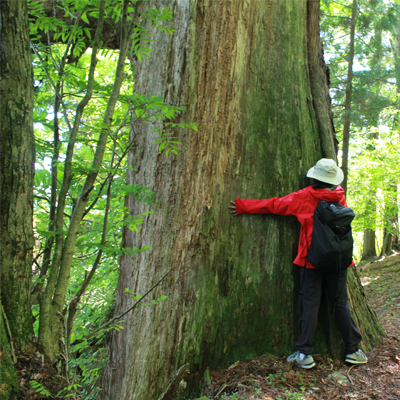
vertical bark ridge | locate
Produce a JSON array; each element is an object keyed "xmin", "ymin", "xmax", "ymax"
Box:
[{"xmin": 306, "ymin": 0, "xmax": 337, "ymax": 160}]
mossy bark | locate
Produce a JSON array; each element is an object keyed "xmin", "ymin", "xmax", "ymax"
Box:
[
  {"xmin": 0, "ymin": 314, "xmax": 19, "ymax": 399},
  {"xmin": 0, "ymin": 0, "xmax": 34, "ymax": 351},
  {"xmin": 104, "ymin": 1, "xmax": 384, "ymax": 399}
]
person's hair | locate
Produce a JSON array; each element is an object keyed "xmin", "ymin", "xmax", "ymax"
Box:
[{"xmin": 311, "ymin": 179, "xmax": 334, "ymax": 190}]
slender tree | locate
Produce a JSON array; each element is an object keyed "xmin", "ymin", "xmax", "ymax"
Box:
[
  {"xmin": 341, "ymin": 0, "xmax": 357, "ymax": 193},
  {"xmin": 104, "ymin": 1, "xmax": 384, "ymax": 399},
  {"xmin": 361, "ymin": 15, "xmax": 383, "ymax": 261}
]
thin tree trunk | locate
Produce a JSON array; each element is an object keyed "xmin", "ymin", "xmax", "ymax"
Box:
[
  {"xmin": 393, "ymin": 4, "xmax": 400, "ymax": 251},
  {"xmin": 362, "ymin": 227, "xmax": 377, "ymax": 260},
  {"xmin": 380, "ymin": 183, "xmax": 398, "ymax": 256},
  {"xmin": 105, "ymin": 1, "xmax": 384, "ymax": 399},
  {"xmin": 361, "ymin": 20, "xmax": 382, "ymax": 261},
  {"xmin": 394, "ymin": 2, "xmax": 400, "ymax": 109},
  {"xmin": 37, "ymin": 0, "xmax": 142, "ymax": 362},
  {"xmin": 38, "ymin": 0, "xmax": 108, "ymax": 360},
  {"xmin": 341, "ymin": 0, "xmax": 357, "ymax": 193},
  {"xmin": 0, "ymin": 0, "xmax": 34, "ymax": 351}
]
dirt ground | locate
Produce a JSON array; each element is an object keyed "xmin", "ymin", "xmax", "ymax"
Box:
[{"xmin": 204, "ymin": 252, "xmax": 400, "ymax": 400}]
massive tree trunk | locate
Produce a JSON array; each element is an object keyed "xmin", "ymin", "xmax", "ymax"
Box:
[
  {"xmin": 104, "ymin": 1, "xmax": 384, "ymax": 399},
  {"xmin": 0, "ymin": 0, "xmax": 34, "ymax": 352}
]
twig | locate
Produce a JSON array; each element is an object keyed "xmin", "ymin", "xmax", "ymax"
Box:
[
  {"xmin": 83, "ymin": 175, "xmax": 112, "ymax": 217},
  {"xmin": 33, "ymin": 258, "xmax": 41, "ymax": 270},
  {"xmin": 72, "ymin": 266, "xmax": 176, "ymax": 344},
  {"xmin": 30, "ymin": 46, "xmax": 72, "ymax": 132},
  {"xmin": 82, "ymin": 136, "xmax": 137, "ymax": 216},
  {"xmin": 0, "ymin": 302, "xmax": 16, "ymax": 364},
  {"xmin": 33, "ymin": 249, "xmax": 45, "ymax": 264},
  {"xmin": 215, "ymin": 383, "xmax": 229, "ymax": 397},
  {"xmin": 346, "ymin": 364, "xmax": 356, "ymax": 385},
  {"xmin": 237, "ymin": 383, "xmax": 251, "ymax": 389},
  {"xmin": 34, "ymin": 196, "xmax": 72, "ymax": 219},
  {"xmin": 82, "ymin": 185, "xmax": 95, "ymax": 200}
]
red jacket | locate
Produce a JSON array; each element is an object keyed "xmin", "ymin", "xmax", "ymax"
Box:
[{"xmin": 235, "ymin": 185, "xmax": 354, "ymax": 269}]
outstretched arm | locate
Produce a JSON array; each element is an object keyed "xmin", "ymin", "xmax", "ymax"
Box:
[{"xmin": 230, "ymin": 191, "xmax": 305, "ymax": 217}]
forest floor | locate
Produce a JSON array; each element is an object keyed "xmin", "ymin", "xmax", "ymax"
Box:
[{"xmin": 204, "ymin": 252, "xmax": 400, "ymax": 400}]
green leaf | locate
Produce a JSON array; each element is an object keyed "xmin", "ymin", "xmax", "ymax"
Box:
[
  {"xmin": 70, "ymin": 340, "xmax": 88, "ymax": 353},
  {"xmin": 81, "ymin": 10, "xmax": 89, "ymax": 24}
]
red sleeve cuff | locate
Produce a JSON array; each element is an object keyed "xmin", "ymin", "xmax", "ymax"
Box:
[{"xmin": 235, "ymin": 198, "xmax": 245, "ymax": 215}]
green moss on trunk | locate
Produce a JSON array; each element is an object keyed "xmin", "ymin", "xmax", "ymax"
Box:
[
  {"xmin": 0, "ymin": 318, "xmax": 19, "ymax": 399},
  {"xmin": 0, "ymin": 0, "xmax": 35, "ymax": 352}
]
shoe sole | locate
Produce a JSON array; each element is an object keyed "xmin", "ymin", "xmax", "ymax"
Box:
[
  {"xmin": 345, "ymin": 359, "xmax": 367, "ymax": 364},
  {"xmin": 294, "ymin": 361, "xmax": 316, "ymax": 369}
]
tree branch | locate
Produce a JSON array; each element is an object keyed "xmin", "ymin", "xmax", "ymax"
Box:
[
  {"xmin": 30, "ymin": 1, "xmax": 122, "ymax": 53},
  {"xmin": 72, "ymin": 266, "xmax": 176, "ymax": 345},
  {"xmin": 82, "ymin": 96, "xmax": 140, "ymax": 218},
  {"xmin": 66, "ymin": 172, "xmax": 114, "ymax": 350},
  {"xmin": 31, "ymin": 46, "xmax": 72, "ymax": 132}
]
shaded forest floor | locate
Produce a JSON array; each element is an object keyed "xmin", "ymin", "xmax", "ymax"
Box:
[{"xmin": 203, "ymin": 252, "xmax": 400, "ymax": 400}]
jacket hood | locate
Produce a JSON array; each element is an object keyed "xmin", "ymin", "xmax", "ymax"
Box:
[{"xmin": 307, "ymin": 185, "xmax": 346, "ymax": 203}]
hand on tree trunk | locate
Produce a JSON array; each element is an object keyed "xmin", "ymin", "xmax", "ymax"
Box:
[{"xmin": 229, "ymin": 201, "xmax": 238, "ymax": 216}]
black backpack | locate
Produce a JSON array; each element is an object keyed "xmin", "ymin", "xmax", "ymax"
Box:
[{"xmin": 307, "ymin": 201, "xmax": 355, "ymax": 273}]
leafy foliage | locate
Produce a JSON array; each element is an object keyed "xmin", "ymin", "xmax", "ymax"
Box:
[
  {"xmin": 28, "ymin": 0, "xmax": 196, "ymax": 398},
  {"xmin": 321, "ymin": 0, "xmax": 400, "ymax": 259}
]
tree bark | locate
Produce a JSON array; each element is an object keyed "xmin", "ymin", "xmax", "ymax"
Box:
[
  {"xmin": 362, "ymin": 227, "xmax": 376, "ymax": 260},
  {"xmin": 341, "ymin": 0, "xmax": 357, "ymax": 193},
  {"xmin": 0, "ymin": 0, "xmax": 35, "ymax": 351},
  {"xmin": 104, "ymin": 1, "xmax": 384, "ymax": 399},
  {"xmin": 380, "ymin": 183, "xmax": 399, "ymax": 256}
]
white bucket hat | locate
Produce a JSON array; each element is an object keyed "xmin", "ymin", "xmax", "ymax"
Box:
[{"xmin": 306, "ymin": 158, "xmax": 344, "ymax": 185}]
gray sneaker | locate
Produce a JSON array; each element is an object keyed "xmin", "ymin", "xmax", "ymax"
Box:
[
  {"xmin": 345, "ymin": 349, "xmax": 368, "ymax": 364},
  {"xmin": 287, "ymin": 351, "xmax": 316, "ymax": 369}
]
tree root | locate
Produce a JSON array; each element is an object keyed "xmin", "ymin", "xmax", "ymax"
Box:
[
  {"xmin": 157, "ymin": 363, "xmax": 190, "ymax": 400},
  {"xmin": 0, "ymin": 301, "xmax": 16, "ymax": 363}
]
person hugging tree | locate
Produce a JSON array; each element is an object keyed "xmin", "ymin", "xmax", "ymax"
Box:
[{"xmin": 229, "ymin": 158, "xmax": 368, "ymax": 369}]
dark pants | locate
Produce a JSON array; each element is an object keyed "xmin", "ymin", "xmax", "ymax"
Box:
[{"xmin": 295, "ymin": 268, "xmax": 362, "ymax": 355}]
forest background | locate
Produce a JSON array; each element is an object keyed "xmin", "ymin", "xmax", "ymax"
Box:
[{"xmin": 0, "ymin": 0, "xmax": 399, "ymax": 399}]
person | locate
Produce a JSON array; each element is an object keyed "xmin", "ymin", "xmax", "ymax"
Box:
[{"xmin": 228, "ymin": 158, "xmax": 368, "ymax": 369}]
